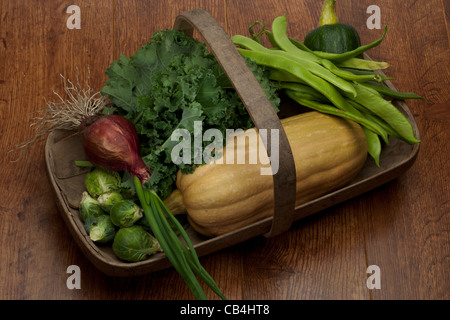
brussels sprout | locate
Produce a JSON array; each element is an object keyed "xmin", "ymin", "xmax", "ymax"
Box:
[
  {"xmin": 112, "ymin": 226, "xmax": 161, "ymax": 262},
  {"xmin": 78, "ymin": 191, "xmax": 104, "ymax": 222},
  {"xmin": 85, "ymin": 168, "xmax": 121, "ymax": 197},
  {"xmin": 84, "ymin": 214, "xmax": 116, "ymax": 244},
  {"xmin": 110, "ymin": 199, "xmax": 143, "ymax": 228},
  {"xmin": 97, "ymin": 191, "xmax": 123, "ymax": 212}
]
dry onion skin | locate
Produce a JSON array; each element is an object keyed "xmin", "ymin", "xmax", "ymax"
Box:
[{"xmin": 9, "ymin": 69, "xmax": 109, "ymax": 161}]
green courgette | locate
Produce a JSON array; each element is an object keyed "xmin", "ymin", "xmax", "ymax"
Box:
[{"xmin": 304, "ymin": 0, "xmax": 361, "ymax": 54}]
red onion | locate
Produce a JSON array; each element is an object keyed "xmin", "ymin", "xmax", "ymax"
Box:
[{"xmin": 82, "ymin": 115, "xmax": 151, "ymax": 183}]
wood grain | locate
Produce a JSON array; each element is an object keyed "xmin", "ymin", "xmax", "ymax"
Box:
[{"xmin": 0, "ymin": 0, "xmax": 448, "ymax": 300}]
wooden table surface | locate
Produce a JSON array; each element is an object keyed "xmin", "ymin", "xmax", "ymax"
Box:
[{"xmin": 0, "ymin": 0, "xmax": 448, "ymax": 300}]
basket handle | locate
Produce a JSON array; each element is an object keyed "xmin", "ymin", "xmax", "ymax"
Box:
[{"xmin": 174, "ymin": 8, "xmax": 296, "ymax": 237}]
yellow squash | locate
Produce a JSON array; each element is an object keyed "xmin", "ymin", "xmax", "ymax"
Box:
[{"xmin": 166, "ymin": 111, "xmax": 368, "ymax": 237}]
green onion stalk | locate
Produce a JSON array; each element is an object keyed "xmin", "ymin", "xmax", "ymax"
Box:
[{"xmin": 81, "ymin": 114, "xmax": 226, "ymax": 300}]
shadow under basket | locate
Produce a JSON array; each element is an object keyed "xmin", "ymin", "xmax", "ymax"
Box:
[{"xmin": 44, "ymin": 8, "xmax": 420, "ymax": 277}]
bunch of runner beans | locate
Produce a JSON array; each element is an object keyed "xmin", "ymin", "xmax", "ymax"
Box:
[{"xmin": 232, "ymin": 15, "xmax": 424, "ymax": 166}]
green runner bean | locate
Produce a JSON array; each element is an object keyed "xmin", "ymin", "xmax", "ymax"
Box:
[
  {"xmin": 269, "ymin": 69, "xmax": 305, "ymax": 83},
  {"xmin": 320, "ymin": 59, "xmax": 382, "ymax": 82},
  {"xmin": 278, "ymin": 82, "xmax": 329, "ymax": 102},
  {"xmin": 362, "ymin": 127, "xmax": 381, "ymax": 167},
  {"xmin": 337, "ymin": 57, "xmax": 389, "ymax": 70},
  {"xmin": 348, "ymin": 83, "xmax": 420, "ymax": 144},
  {"xmin": 232, "ymin": 34, "xmax": 268, "ymax": 51},
  {"xmin": 270, "ymin": 15, "xmax": 321, "ymax": 62},
  {"xmin": 288, "ymin": 26, "xmax": 388, "ymax": 63},
  {"xmin": 346, "ymin": 99, "xmax": 404, "ymax": 143},
  {"xmin": 361, "ymin": 81, "xmax": 426, "ymax": 100},
  {"xmin": 339, "ymin": 68, "xmax": 394, "ymax": 81}
]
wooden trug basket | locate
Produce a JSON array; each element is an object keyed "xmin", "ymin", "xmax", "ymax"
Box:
[{"xmin": 44, "ymin": 8, "xmax": 420, "ymax": 276}]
